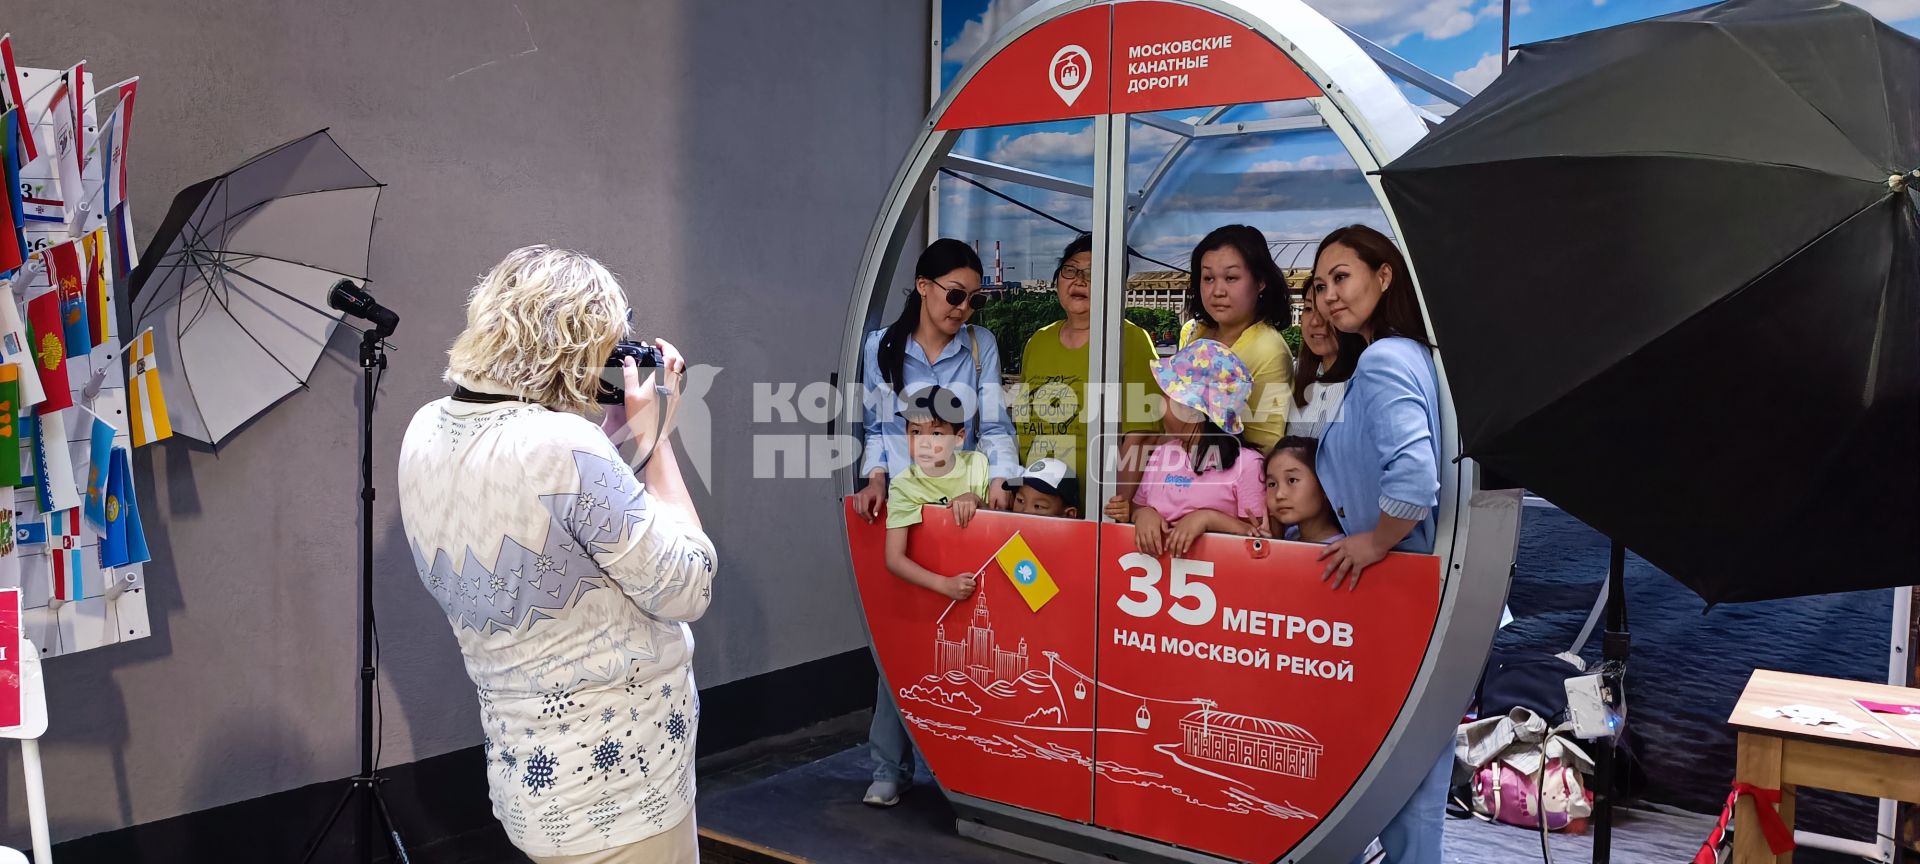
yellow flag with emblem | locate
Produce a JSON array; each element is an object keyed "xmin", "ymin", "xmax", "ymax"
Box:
[
  {"xmin": 993, "ymin": 531, "xmax": 1059, "ymax": 613},
  {"xmin": 126, "ymin": 328, "xmax": 172, "ymax": 446}
]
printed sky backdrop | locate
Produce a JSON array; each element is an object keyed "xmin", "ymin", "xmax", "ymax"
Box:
[{"xmin": 934, "ymin": 0, "xmax": 1920, "ymax": 280}]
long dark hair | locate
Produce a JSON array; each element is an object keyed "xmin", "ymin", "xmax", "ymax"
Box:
[
  {"xmin": 1186, "ymin": 419, "xmax": 1247, "ymax": 475},
  {"xmin": 1291, "ymin": 304, "xmax": 1363, "ymax": 408},
  {"xmin": 1184, "ymin": 225, "xmax": 1291, "ymax": 332},
  {"xmin": 1312, "ymin": 224, "xmax": 1430, "ymax": 348},
  {"xmin": 877, "ymin": 238, "xmax": 984, "ymax": 393}
]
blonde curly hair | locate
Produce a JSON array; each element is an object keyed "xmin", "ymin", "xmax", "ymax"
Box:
[{"xmin": 445, "ymin": 245, "xmax": 629, "ymax": 415}]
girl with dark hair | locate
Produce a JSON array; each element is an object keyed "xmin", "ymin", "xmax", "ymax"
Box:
[
  {"xmin": 1286, "ymin": 299, "xmax": 1362, "ymax": 439},
  {"xmin": 853, "ymin": 239, "xmax": 1018, "ymax": 523},
  {"xmin": 1103, "ymin": 340, "xmax": 1265, "ymax": 558},
  {"xmin": 1262, "ymin": 436, "xmax": 1343, "ymax": 544},
  {"xmin": 1306, "ymin": 223, "xmax": 1447, "ymax": 864},
  {"xmin": 1179, "ymin": 225, "xmax": 1295, "ymax": 452}
]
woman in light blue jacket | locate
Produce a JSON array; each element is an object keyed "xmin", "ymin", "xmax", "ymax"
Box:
[
  {"xmin": 850, "ymin": 239, "xmax": 1019, "ymax": 525},
  {"xmin": 1305, "ymin": 224, "xmax": 1447, "ymax": 864}
]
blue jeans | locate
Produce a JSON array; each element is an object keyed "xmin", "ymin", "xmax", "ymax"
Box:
[
  {"xmin": 1353, "ymin": 745, "xmax": 1454, "ymax": 864},
  {"xmin": 868, "ymin": 679, "xmax": 916, "ymax": 784}
]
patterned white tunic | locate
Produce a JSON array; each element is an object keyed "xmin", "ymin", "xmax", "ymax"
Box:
[{"xmin": 397, "ymin": 384, "xmax": 716, "ymax": 857}]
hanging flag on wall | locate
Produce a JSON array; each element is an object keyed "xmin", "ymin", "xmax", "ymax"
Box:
[
  {"xmin": 24, "ymin": 288, "xmax": 71, "ymax": 414},
  {"xmin": 82, "ymin": 409, "xmax": 111, "ymax": 528},
  {"xmin": 0, "ymin": 108, "xmax": 19, "ymax": 275},
  {"xmin": 51, "ymin": 240, "xmax": 90, "ymax": 351},
  {"xmin": 65, "ymin": 63, "xmax": 88, "ymax": 174},
  {"xmin": 101, "ymin": 82, "xmax": 135, "ymax": 211},
  {"xmin": 107, "ymin": 204, "xmax": 134, "ymax": 284},
  {"xmin": 0, "ymin": 273, "xmax": 45, "ymax": 411},
  {"xmin": 14, "ymin": 419, "xmax": 30, "ymax": 492},
  {"xmin": 46, "ymin": 238, "xmax": 90, "ymax": 352},
  {"xmin": 98, "ymin": 84, "xmax": 137, "ymax": 281},
  {"xmin": 0, "ymin": 508, "xmax": 16, "ymax": 592},
  {"xmin": 81, "ymin": 228, "xmax": 108, "ymax": 347},
  {"xmin": 126, "ymin": 328, "xmax": 168, "ymax": 446},
  {"xmin": 47, "ymin": 80, "xmax": 83, "ymax": 229},
  {"xmin": 0, "ymin": 37, "xmax": 36, "ymax": 162},
  {"xmin": 102, "ymin": 447, "xmax": 146, "ymax": 567},
  {"xmin": 14, "ymin": 509, "xmax": 42, "ymax": 548},
  {"xmin": 48, "ymin": 508, "xmax": 82, "ymax": 602},
  {"xmin": 30, "ymin": 411, "xmax": 78, "ymax": 514},
  {"xmin": 0, "ymin": 364, "xmax": 20, "ymax": 488},
  {"xmin": 0, "ymin": 174, "xmax": 16, "ymax": 276},
  {"xmin": 1, "ymin": 110, "xmax": 25, "ymax": 269}
]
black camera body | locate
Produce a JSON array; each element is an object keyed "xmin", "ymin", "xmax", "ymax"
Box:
[{"xmin": 596, "ymin": 340, "xmax": 664, "ymax": 404}]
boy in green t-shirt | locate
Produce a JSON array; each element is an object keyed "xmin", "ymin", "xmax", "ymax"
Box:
[{"xmin": 868, "ymin": 385, "xmax": 990, "ymax": 808}]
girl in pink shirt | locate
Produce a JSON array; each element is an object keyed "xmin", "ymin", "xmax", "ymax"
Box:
[{"xmin": 1104, "ymin": 339, "xmax": 1266, "ymax": 556}]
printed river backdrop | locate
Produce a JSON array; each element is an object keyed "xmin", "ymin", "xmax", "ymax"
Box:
[{"xmin": 1503, "ymin": 504, "xmax": 1894, "ymax": 837}]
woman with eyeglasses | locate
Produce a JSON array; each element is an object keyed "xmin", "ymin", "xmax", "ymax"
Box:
[
  {"xmin": 1015, "ymin": 233, "xmax": 1161, "ymax": 503},
  {"xmin": 852, "ymin": 239, "xmax": 1018, "ymax": 522}
]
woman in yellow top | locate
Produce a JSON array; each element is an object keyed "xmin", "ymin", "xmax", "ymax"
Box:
[
  {"xmin": 1018, "ymin": 234, "xmax": 1162, "ymax": 503},
  {"xmin": 1178, "ymin": 224, "xmax": 1295, "ymax": 452}
]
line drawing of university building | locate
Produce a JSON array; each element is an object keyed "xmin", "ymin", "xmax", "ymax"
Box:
[{"xmin": 935, "ymin": 587, "xmax": 1030, "ymax": 687}]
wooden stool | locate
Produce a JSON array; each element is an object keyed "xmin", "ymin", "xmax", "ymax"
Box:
[{"xmin": 1729, "ymin": 670, "xmax": 1920, "ymax": 863}]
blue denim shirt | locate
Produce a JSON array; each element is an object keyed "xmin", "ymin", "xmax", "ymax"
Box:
[
  {"xmin": 859, "ymin": 325, "xmax": 1018, "ymax": 481},
  {"xmin": 1317, "ymin": 336, "xmax": 1441, "ymax": 554}
]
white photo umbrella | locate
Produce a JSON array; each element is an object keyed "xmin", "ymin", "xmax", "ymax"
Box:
[{"xmin": 126, "ymin": 130, "xmax": 382, "ymax": 445}]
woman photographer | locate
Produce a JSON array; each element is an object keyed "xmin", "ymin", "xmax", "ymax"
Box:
[{"xmin": 398, "ymin": 245, "xmax": 714, "ymax": 864}]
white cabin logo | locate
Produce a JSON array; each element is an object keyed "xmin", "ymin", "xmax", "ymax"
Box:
[{"xmin": 1049, "ymin": 45, "xmax": 1092, "ymax": 106}]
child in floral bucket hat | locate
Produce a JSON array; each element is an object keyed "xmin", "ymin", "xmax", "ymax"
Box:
[{"xmin": 1104, "ymin": 338, "xmax": 1266, "ymax": 556}]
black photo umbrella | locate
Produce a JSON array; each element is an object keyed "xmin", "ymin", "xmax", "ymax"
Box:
[{"xmin": 1378, "ymin": 0, "xmax": 1918, "ymax": 605}]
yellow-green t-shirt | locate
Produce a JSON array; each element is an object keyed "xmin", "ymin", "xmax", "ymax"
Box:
[
  {"xmin": 1016, "ymin": 320, "xmax": 1161, "ymax": 483},
  {"xmin": 886, "ymin": 450, "xmax": 991, "ymax": 529},
  {"xmin": 1180, "ymin": 318, "xmax": 1294, "ymax": 453}
]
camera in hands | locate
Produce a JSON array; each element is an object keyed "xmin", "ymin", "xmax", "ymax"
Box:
[{"xmin": 596, "ymin": 340, "xmax": 664, "ymax": 405}]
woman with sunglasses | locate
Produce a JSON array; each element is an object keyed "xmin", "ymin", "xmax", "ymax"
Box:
[{"xmin": 852, "ymin": 239, "xmax": 1019, "ymax": 525}]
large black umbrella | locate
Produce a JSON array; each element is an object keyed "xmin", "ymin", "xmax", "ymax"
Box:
[{"xmin": 1378, "ymin": 0, "xmax": 1919, "ymax": 604}]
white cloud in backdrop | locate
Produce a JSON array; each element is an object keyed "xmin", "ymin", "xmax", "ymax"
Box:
[
  {"xmin": 1249, "ymin": 154, "xmax": 1347, "ymax": 172},
  {"xmin": 1854, "ymin": 0, "xmax": 1920, "ymax": 19},
  {"xmin": 944, "ymin": 0, "xmax": 1044, "ymax": 63},
  {"xmin": 1303, "ymin": 0, "xmax": 1525, "ymax": 47},
  {"xmin": 1451, "ymin": 52, "xmax": 1504, "ymax": 94}
]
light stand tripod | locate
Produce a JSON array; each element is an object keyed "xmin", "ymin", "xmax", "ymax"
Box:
[
  {"xmin": 300, "ymin": 325, "xmax": 408, "ymax": 864},
  {"xmin": 1591, "ymin": 541, "xmax": 1629, "ymax": 864}
]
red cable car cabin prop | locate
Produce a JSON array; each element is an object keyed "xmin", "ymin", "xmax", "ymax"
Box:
[{"xmin": 837, "ymin": 1, "xmax": 1523, "ymax": 861}]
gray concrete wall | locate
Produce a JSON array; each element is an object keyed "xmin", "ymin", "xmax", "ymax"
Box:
[{"xmin": 0, "ymin": 0, "xmax": 923, "ymax": 841}]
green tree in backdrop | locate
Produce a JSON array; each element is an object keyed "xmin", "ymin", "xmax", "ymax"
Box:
[{"xmin": 978, "ymin": 294, "xmax": 1186, "ymax": 375}]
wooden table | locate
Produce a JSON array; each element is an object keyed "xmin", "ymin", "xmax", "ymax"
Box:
[{"xmin": 1729, "ymin": 669, "xmax": 1920, "ymax": 863}]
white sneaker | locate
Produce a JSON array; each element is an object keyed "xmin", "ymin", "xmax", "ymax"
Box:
[{"xmin": 863, "ymin": 778, "xmax": 905, "ymax": 807}]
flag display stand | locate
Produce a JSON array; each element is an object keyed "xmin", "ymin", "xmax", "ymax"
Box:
[{"xmin": 3, "ymin": 59, "xmax": 153, "ymax": 659}]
